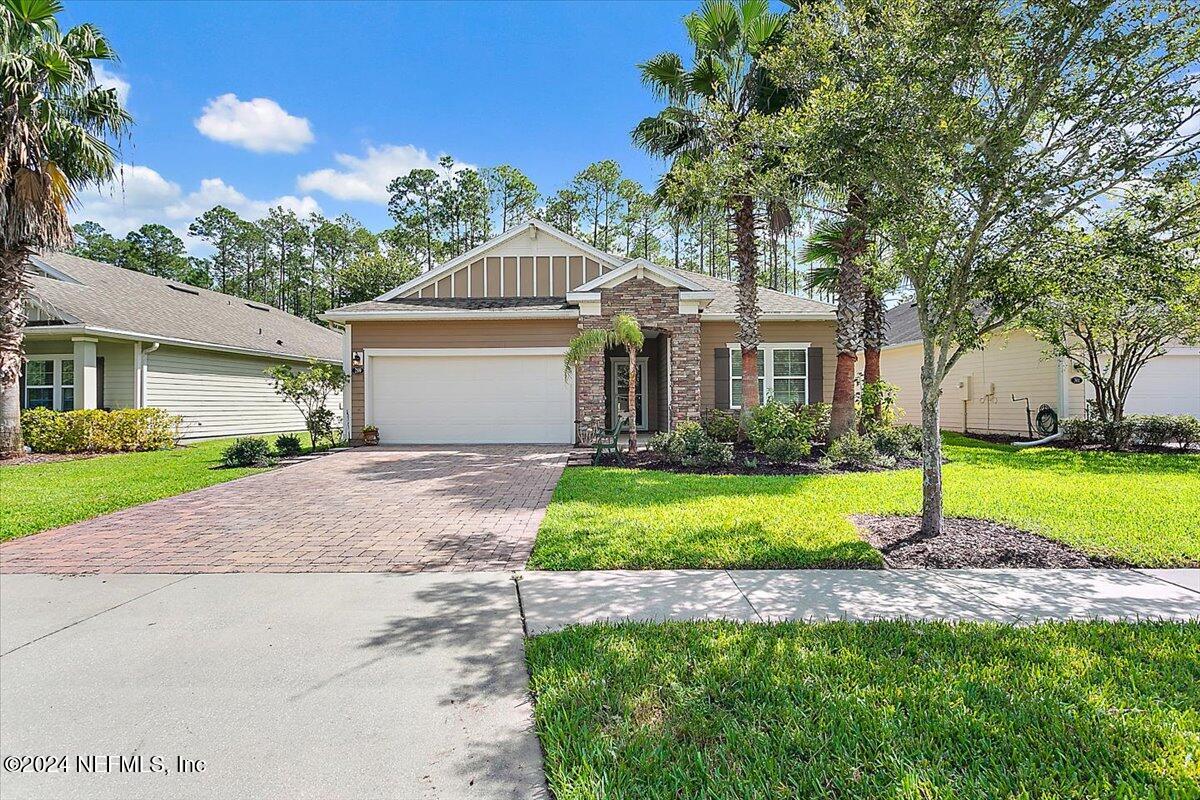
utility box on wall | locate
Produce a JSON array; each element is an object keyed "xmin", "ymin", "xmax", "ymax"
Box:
[{"xmin": 957, "ymin": 375, "xmax": 973, "ymax": 401}]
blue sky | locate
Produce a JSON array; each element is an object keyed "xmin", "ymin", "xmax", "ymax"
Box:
[{"xmin": 63, "ymin": 0, "xmax": 696, "ymax": 249}]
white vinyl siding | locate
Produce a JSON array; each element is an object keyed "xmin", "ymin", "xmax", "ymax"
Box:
[{"xmin": 144, "ymin": 345, "xmax": 341, "ymax": 440}]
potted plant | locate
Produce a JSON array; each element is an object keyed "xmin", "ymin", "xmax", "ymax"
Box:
[{"xmin": 361, "ymin": 425, "xmax": 380, "ymax": 446}]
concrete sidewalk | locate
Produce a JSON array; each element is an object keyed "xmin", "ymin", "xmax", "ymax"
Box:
[
  {"xmin": 516, "ymin": 568, "xmax": 1200, "ymax": 632},
  {"xmin": 0, "ymin": 572, "xmax": 546, "ymax": 800}
]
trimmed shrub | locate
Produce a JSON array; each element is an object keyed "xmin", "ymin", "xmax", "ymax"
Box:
[
  {"xmin": 649, "ymin": 422, "xmax": 733, "ymax": 467},
  {"xmin": 746, "ymin": 402, "xmax": 815, "ymax": 464},
  {"xmin": 796, "ymin": 402, "xmax": 831, "ymax": 443},
  {"xmin": 221, "ymin": 437, "xmax": 272, "ymax": 468},
  {"xmin": 700, "ymin": 408, "xmax": 739, "ymax": 443},
  {"xmin": 20, "ymin": 407, "xmax": 180, "ymax": 454},
  {"xmin": 1130, "ymin": 414, "xmax": 1200, "ymax": 449},
  {"xmin": 1173, "ymin": 416, "xmax": 1200, "ymax": 449},
  {"xmin": 275, "ymin": 434, "xmax": 303, "ymax": 457},
  {"xmin": 746, "ymin": 402, "xmax": 814, "ymax": 450},
  {"xmin": 872, "ymin": 424, "xmax": 923, "ymax": 459},
  {"xmin": 827, "ymin": 431, "xmax": 892, "ymax": 469},
  {"xmin": 759, "ymin": 437, "xmax": 812, "ymax": 464},
  {"xmin": 1060, "ymin": 417, "xmax": 1096, "ymax": 446}
]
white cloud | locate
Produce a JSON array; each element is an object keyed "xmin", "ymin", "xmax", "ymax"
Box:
[
  {"xmin": 93, "ymin": 64, "xmax": 130, "ymax": 105},
  {"xmin": 195, "ymin": 93, "xmax": 314, "ymax": 154},
  {"xmin": 297, "ymin": 143, "xmax": 468, "ymax": 203},
  {"xmin": 72, "ymin": 163, "xmax": 322, "ymax": 253}
]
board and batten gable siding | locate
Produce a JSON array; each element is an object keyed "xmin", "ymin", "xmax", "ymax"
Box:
[
  {"xmin": 880, "ymin": 329, "xmax": 1085, "ymax": 436},
  {"xmin": 406, "ymin": 227, "xmax": 615, "ymax": 299},
  {"xmin": 143, "ymin": 345, "xmax": 341, "ymax": 440},
  {"xmin": 698, "ymin": 320, "xmax": 838, "ymax": 409},
  {"xmin": 349, "ymin": 318, "xmax": 579, "ymax": 436}
]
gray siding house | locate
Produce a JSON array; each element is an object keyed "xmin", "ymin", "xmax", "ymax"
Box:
[{"xmin": 22, "ymin": 253, "xmax": 343, "ymax": 440}]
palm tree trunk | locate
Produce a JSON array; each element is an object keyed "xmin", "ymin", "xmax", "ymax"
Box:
[
  {"xmin": 829, "ymin": 189, "xmax": 868, "ymax": 441},
  {"xmin": 733, "ymin": 193, "xmax": 760, "ymax": 426},
  {"xmin": 626, "ymin": 344, "xmax": 638, "ymax": 455},
  {"xmin": 0, "ymin": 247, "xmax": 29, "ymax": 456},
  {"xmin": 862, "ymin": 279, "xmax": 885, "ymax": 422}
]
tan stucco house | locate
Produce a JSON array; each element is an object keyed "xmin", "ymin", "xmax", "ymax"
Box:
[
  {"xmin": 322, "ymin": 220, "xmax": 837, "ymax": 444},
  {"xmin": 880, "ymin": 301, "xmax": 1200, "ymax": 436},
  {"xmin": 22, "ymin": 252, "xmax": 343, "ymax": 440}
]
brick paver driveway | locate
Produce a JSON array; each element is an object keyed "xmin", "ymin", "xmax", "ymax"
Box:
[{"xmin": 0, "ymin": 446, "xmax": 567, "ymax": 574}]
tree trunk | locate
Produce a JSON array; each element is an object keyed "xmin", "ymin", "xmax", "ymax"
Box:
[
  {"xmin": 626, "ymin": 344, "xmax": 638, "ymax": 455},
  {"xmin": 919, "ymin": 341, "xmax": 944, "ymax": 536},
  {"xmin": 732, "ymin": 193, "xmax": 760, "ymax": 428},
  {"xmin": 0, "ymin": 247, "xmax": 29, "ymax": 457},
  {"xmin": 829, "ymin": 190, "xmax": 868, "ymax": 441}
]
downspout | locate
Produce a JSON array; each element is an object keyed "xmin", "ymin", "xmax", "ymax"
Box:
[{"xmin": 137, "ymin": 342, "xmax": 160, "ymax": 408}]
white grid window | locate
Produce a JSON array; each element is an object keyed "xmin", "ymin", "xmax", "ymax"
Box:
[
  {"xmin": 23, "ymin": 357, "xmax": 75, "ymax": 411},
  {"xmin": 729, "ymin": 345, "xmax": 808, "ymax": 409}
]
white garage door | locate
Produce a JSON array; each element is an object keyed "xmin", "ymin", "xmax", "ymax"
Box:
[
  {"xmin": 1126, "ymin": 350, "xmax": 1200, "ymax": 417},
  {"xmin": 367, "ymin": 349, "xmax": 575, "ymax": 443}
]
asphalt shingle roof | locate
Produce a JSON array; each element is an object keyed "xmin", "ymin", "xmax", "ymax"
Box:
[
  {"xmin": 884, "ymin": 301, "xmax": 922, "ymax": 347},
  {"xmin": 326, "ymin": 268, "xmax": 835, "ymax": 318},
  {"xmin": 28, "ymin": 252, "xmax": 342, "ymax": 362}
]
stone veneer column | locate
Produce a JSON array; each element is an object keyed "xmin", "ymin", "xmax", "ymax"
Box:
[
  {"xmin": 669, "ymin": 317, "xmax": 701, "ymax": 426},
  {"xmin": 574, "ymin": 315, "xmax": 607, "ymax": 440}
]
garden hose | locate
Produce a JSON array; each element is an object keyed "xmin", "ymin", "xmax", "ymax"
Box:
[{"xmin": 1035, "ymin": 405, "xmax": 1059, "ymax": 436}]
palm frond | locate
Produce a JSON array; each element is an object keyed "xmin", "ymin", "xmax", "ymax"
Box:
[
  {"xmin": 563, "ymin": 329, "xmax": 610, "ymax": 378},
  {"xmin": 638, "ymin": 52, "xmax": 688, "ymax": 103}
]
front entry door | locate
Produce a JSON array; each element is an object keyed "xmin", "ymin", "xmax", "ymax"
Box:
[{"xmin": 610, "ymin": 358, "xmax": 648, "ymax": 431}]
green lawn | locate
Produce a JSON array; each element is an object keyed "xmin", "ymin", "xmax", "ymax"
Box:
[
  {"xmin": 0, "ymin": 434, "xmax": 308, "ymax": 541},
  {"xmin": 529, "ymin": 434, "xmax": 1200, "ymax": 569},
  {"xmin": 527, "ymin": 620, "xmax": 1200, "ymax": 800}
]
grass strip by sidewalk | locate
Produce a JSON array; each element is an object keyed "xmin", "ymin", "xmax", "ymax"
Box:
[
  {"xmin": 529, "ymin": 434, "xmax": 1200, "ymax": 569},
  {"xmin": 527, "ymin": 619, "xmax": 1200, "ymax": 800}
]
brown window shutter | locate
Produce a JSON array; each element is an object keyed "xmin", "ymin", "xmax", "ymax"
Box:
[
  {"xmin": 714, "ymin": 348, "xmax": 730, "ymax": 409},
  {"xmin": 807, "ymin": 347, "xmax": 823, "ymax": 404}
]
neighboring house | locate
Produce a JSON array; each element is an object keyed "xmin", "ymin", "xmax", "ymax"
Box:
[
  {"xmin": 22, "ymin": 252, "xmax": 343, "ymax": 440},
  {"xmin": 880, "ymin": 302, "xmax": 1200, "ymax": 437},
  {"xmin": 321, "ymin": 219, "xmax": 837, "ymax": 444}
]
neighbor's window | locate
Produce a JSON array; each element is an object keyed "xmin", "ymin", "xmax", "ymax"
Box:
[
  {"xmin": 22, "ymin": 357, "xmax": 75, "ymax": 411},
  {"xmin": 24, "ymin": 360, "xmax": 53, "ymax": 410},
  {"xmin": 729, "ymin": 346, "xmax": 808, "ymax": 408}
]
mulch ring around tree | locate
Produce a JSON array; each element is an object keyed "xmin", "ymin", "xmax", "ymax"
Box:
[
  {"xmin": 854, "ymin": 514, "xmax": 1125, "ymax": 568},
  {"xmin": 589, "ymin": 443, "xmax": 920, "ymax": 476}
]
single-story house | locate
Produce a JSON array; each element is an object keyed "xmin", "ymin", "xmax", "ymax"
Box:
[
  {"xmin": 880, "ymin": 301, "xmax": 1200, "ymax": 436},
  {"xmin": 321, "ymin": 219, "xmax": 837, "ymax": 444},
  {"xmin": 22, "ymin": 252, "xmax": 343, "ymax": 440}
]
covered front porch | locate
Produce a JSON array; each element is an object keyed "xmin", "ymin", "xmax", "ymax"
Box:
[{"xmin": 600, "ymin": 330, "xmax": 671, "ymax": 434}]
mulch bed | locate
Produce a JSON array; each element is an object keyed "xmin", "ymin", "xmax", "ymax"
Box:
[
  {"xmin": 588, "ymin": 442, "xmax": 920, "ymax": 476},
  {"xmin": 0, "ymin": 452, "xmax": 101, "ymax": 467},
  {"xmin": 855, "ymin": 514, "xmax": 1124, "ymax": 568}
]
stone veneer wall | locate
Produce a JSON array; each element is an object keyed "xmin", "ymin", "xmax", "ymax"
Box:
[{"xmin": 575, "ymin": 278, "xmax": 701, "ymax": 436}]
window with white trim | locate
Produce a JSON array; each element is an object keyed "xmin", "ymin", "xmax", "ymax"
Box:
[
  {"xmin": 729, "ymin": 345, "xmax": 808, "ymax": 408},
  {"xmin": 22, "ymin": 357, "xmax": 75, "ymax": 411}
]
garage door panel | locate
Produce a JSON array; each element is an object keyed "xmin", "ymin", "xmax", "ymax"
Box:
[{"xmin": 369, "ymin": 353, "xmax": 575, "ymax": 443}]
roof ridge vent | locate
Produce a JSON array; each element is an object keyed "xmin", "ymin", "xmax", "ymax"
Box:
[{"xmin": 167, "ymin": 283, "xmax": 200, "ymax": 296}]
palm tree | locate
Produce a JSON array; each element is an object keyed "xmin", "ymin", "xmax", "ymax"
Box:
[
  {"xmin": 564, "ymin": 314, "xmax": 645, "ymax": 455},
  {"xmin": 802, "ymin": 218, "xmax": 888, "ymax": 435},
  {"xmin": 633, "ymin": 0, "xmax": 786, "ymax": 424},
  {"xmin": 1, "ymin": 0, "xmax": 131, "ymax": 455}
]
